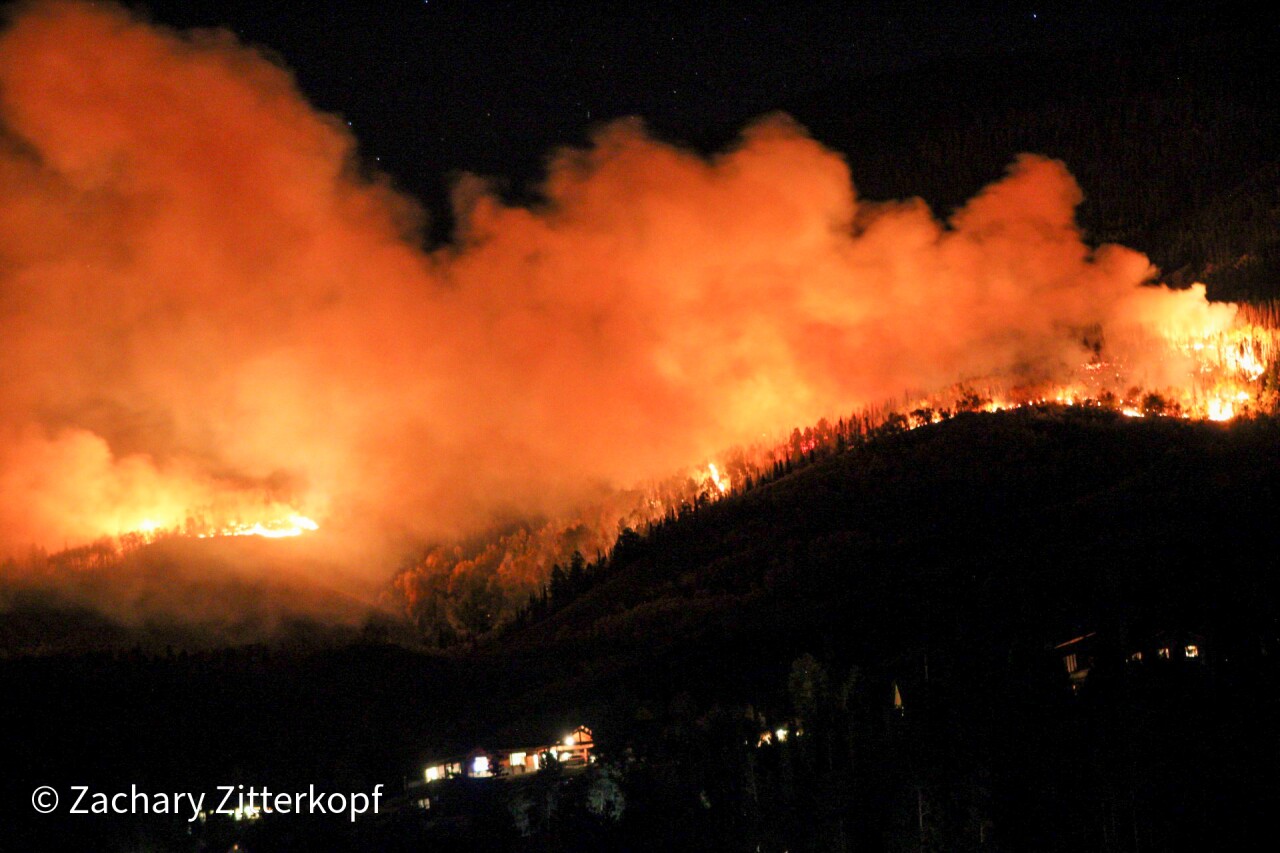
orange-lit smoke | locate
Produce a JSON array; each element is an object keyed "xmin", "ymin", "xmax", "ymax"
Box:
[{"xmin": 0, "ymin": 2, "xmax": 1240, "ymax": 607}]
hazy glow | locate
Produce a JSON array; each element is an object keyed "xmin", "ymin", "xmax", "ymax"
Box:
[{"xmin": 0, "ymin": 2, "xmax": 1269, "ymax": 626}]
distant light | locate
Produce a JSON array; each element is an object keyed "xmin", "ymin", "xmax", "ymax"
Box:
[
  {"xmin": 564, "ymin": 735, "xmax": 575, "ymax": 747},
  {"xmin": 472, "ymin": 755, "xmax": 490, "ymax": 775},
  {"xmin": 1185, "ymin": 644, "xmax": 1200, "ymax": 658},
  {"xmin": 775, "ymin": 727, "xmax": 788, "ymax": 743}
]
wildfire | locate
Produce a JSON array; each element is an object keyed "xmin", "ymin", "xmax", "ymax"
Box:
[
  {"xmin": 388, "ymin": 292, "xmax": 1280, "ymax": 639},
  {"xmin": 195, "ymin": 514, "xmax": 319, "ymax": 540},
  {"xmin": 120, "ymin": 506, "xmax": 320, "ymax": 544},
  {"xmin": 886, "ymin": 299, "xmax": 1280, "ymax": 429},
  {"xmin": 706, "ymin": 463, "xmax": 731, "ymax": 496}
]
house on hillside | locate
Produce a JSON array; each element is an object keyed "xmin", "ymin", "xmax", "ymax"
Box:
[
  {"xmin": 1055, "ymin": 631, "xmax": 1097, "ymax": 692},
  {"xmin": 1127, "ymin": 630, "xmax": 1207, "ymax": 666},
  {"xmin": 1052, "ymin": 628, "xmax": 1212, "ymax": 694},
  {"xmin": 417, "ymin": 725, "xmax": 596, "ymax": 791}
]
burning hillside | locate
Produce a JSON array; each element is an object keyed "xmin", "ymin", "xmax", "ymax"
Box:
[
  {"xmin": 1, "ymin": 2, "xmax": 1277, "ymax": 634},
  {"xmin": 392, "ymin": 303, "xmax": 1280, "ymax": 641}
]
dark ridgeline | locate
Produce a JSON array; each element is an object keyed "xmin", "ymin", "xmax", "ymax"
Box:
[{"xmin": 6, "ymin": 406, "xmax": 1280, "ymax": 850}]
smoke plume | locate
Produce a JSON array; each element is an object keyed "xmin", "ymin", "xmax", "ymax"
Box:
[{"xmin": 0, "ymin": 2, "xmax": 1232, "ymax": 618}]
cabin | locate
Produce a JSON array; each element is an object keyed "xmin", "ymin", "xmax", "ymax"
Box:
[
  {"xmin": 418, "ymin": 725, "xmax": 596, "ymax": 787},
  {"xmin": 1052, "ymin": 628, "xmax": 1211, "ymax": 694},
  {"xmin": 1127, "ymin": 630, "xmax": 1207, "ymax": 666},
  {"xmin": 1054, "ymin": 631, "xmax": 1097, "ymax": 692},
  {"xmin": 553, "ymin": 724, "xmax": 595, "ymax": 768}
]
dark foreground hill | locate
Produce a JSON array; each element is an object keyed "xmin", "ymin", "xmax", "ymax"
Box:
[
  {"xmin": 472, "ymin": 406, "xmax": 1280, "ymax": 850},
  {"xmin": 508, "ymin": 405, "xmax": 1280, "ymax": 657},
  {"xmin": 4, "ymin": 407, "xmax": 1279, "ymax": 851}
]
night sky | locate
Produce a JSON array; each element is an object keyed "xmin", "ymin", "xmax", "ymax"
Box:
[{"xmin": 126, "ymin": 1, "xmax": 1253, "ymax": 237}]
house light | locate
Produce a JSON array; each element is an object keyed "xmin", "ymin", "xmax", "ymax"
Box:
[
  {"xmin": 509, "ymin": 752, "xmax": 526, "ymax": 767},
  {"xmin": 775, "ymin": 727, "xmax": 788, "ymax": 743},
  {"xmin": 425, "ymin": 765, "xmax": 442, "ymax": 782},
  {"xmin": 1185, "ymin": 644, "xmax": 1200, "ymax": 658},
  {"xmin": 472, "ymin": 756, "xmax": 490, "ymax": 775},
  {"xmin": 564, "ymin": 735, "xmax": 575, "ymax": 747}
]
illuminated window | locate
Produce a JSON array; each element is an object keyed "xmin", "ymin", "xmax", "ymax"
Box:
[
  {"xmin": 232, "ymin": 804, "xmax": 261, "ymax": 822},
  {"xmin": 530, "ymin": 753, "xmax": 541, "ymax": 770},
  {"xmin": 775, "ymin": 727, "xmax": 788, "ymax": 743},
  {"xmin": 509, "ymin": 752, "xmax": 526, "ymax": 770},
  {"xmin": 425, "ymin": 766, "xmax": 442, "ymax": 782},
  {"xmin": 1158, "ymin": 647, "xmax": 1171, "ymax": 659},
  {"xmin": 472, "ymin": 756, "xmax": 490, "ymax": 776},
  {"xmin": 1064, "ymin": 653, "xmax": 1078, "ymax": 674},
  {"xmin": 1128, "ymin": 651, "xmax": 1143, "ymax": 663},
  {"xmin": 1185, "ymin": 644, "xmax": 1200, "ymax": 658}
]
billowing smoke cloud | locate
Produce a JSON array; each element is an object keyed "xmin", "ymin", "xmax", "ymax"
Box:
[{"xmin": 0, "ymin": 3, "xmax": 1231, "ymax": 608}]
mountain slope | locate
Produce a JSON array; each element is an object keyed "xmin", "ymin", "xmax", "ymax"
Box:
[
  {"xmin": 465, "ymin": 406, "xmax": 1280, "ymax": 850},
  {"xmin": 6, "ymin": 408, "xmax": 1279, "ymax": 851},
  {"xmin": 509, "ymin": 406, "xmax": 1280, "ymax": 659}
]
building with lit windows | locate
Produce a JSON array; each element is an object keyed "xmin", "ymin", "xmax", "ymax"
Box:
[
  {"xmin": 1053, "ymin": 628, "xmax": 1210, "ymax": 694},
  {"xmin": 1054, "ymin": 631, "xmax": 1097, "ymax": 692},
  {"xmin": 418, "ymin": 725, "xmax": 596, "ymax": 787}
]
